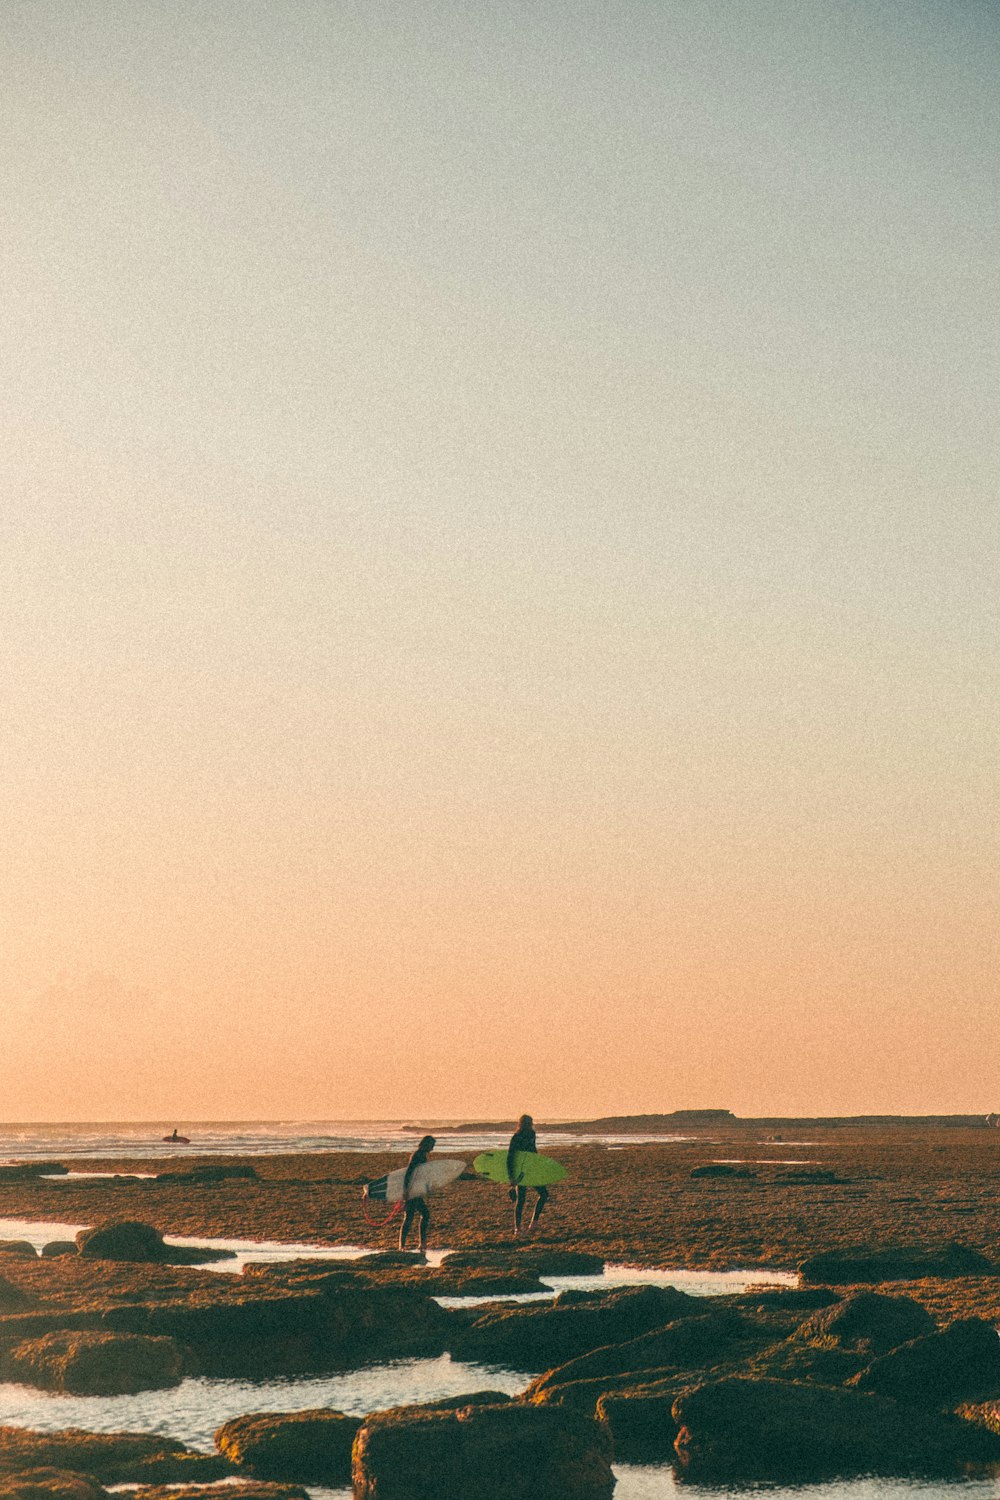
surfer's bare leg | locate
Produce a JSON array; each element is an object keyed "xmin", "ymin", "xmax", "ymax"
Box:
[
  {"xmin": 401, "ymin": 1198, "xmax": 429, "ymax": 1252},
  {"xmin": 529, "ymin": 1186, "xmax": 549, "ymax": 1228}
]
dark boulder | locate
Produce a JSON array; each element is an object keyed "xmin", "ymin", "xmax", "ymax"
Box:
[
  {"xmin": 353, "ymin": 1402, "xmax": 614, "ymax": 1500},
  {"xmin": 215, "ymin": 1410, "xmax": 360, "ymax": 1485},
  {"xmin": 0, "ymin": 1162, "xmax": 67, "ymax": 1182},
  {"xmin": 526, "ymin": 1310, "xmax": 754, "ymax": 1401},
  {"xmin": 790, "ymin": 1292, "xmax": 936, "ymax": 1355},
  {"xmin": 2, "ymin": 1331, "xmax": 183, "ymax": 1395},
  {"xmin": 800, "ymin": 1242, "xmax": 994, "ymax": 1284},
  {"xmin": 105, "ymin": 1284, "xmax": 449, "ymax": 1375},
  {"xmin": 41, "ymin": 1242, "xmax": 78, "ymax": 1259},
  {"xmin": 673, "ymin": 1375, "xmax": 1000, "ymax": 1479},
  {"xmin": 852, "ymin": 1319, "xmax": 1000, "ymax": 1408},
  {"xmin": 596, "ymin": 1377, "xmax": 690, "ymax": 1460},
  {"xmin": 690, "ymin": 1164, "xmax": 755, "ymax": 1178},
  {"xmin": 76, "ymin": 1221, "xmax": 234, "ymax": 1266},
  {"xmin": 452, "ymin": 1284, "xmax": 697, "ymax": 1369},
  {"xmin": 0, "ymin": 1240, "xmax": 38, "ymax": 1258}
]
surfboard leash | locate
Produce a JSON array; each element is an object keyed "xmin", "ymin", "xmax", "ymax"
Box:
[{"xmin": 361, "ymin": 1184, "xmax": 405, "ymax": 1229}]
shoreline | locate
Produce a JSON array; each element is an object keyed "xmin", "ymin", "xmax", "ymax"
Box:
[{"xmin": 0, "ymin": 1126, "xmax": 998, "ymax": 1290}]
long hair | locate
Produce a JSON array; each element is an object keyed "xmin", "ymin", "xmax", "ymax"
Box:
[
  {"xmin": 517, "ymin": 1114, "xmax": 532, "ymax": 1132},
  {"xmin": 418, "ymin": 1134, "xmax": 436, "ymax": 1153}
]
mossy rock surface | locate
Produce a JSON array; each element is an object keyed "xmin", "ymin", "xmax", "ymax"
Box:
[
  {"xmin": 353, "ymin": 1402, "xmax": 614, "ymax": 1500},
  {"xmin": 215, "ymin": 1409, "xmax": 361, "ymax": 1484}
]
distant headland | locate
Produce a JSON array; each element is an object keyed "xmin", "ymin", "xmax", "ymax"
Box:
[{"xmin": 403, "ymin": 1110, "xmax": 993, "ymax": 1132}]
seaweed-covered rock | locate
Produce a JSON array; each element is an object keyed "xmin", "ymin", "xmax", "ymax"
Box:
[
  {"xmin": 0, "ymin": 1272, "xmax": 36, "ymax": 1309},
  {"xmin": 41, "ymin": 1242, "xmax": 78, "ymax": 1259},
  {"xmin": 452, "ymin": 1284, "xmax": 697, "ymax": 1369},
  {"xmin": 0, "ymin": 1239, "xmax": 38, "ymax": 1258},
  {"xmin": 353, "ymin": 1402, "xmax": 614, "ymax": 1500},
  {"xmin": 75, "ymin": 1221, "xmax": 234, "ymax": 1266},
  {"xmin": 0, "ymin": 1429, "xmax": 229, "ymax": 1485},
  {"xmin": 0, "ymin": 1470, "xmax": 108, "ymax": 1499},
  {"xmin": 215, "ymin": 1410, "xmax": 360, "ymax": 1485},
  {"xmin": 690, "ymin": 1164, "xmax": 755, "ymax": 1179},
  {"xmin": 2, "ymin": 1330, "xmax": 183, "ymax": 1395},
  {"xmin": 0, "ymin": 1162, "xmax": 67, "ymax": 1182},
  {"xmin": 673, "ymin": 1375, "xmax": 1000, "ymax": 1479},
  {"xmin": 790, "ymin": 1292, "xmax": 936, "ymax": 1356},
  {"xmin": 156, "ymin": 1165, "xmax": 259, "ymax": 1184},
  {"xmin": 800, "ymin": 1242, "xmax": 994, "ymax": 1284},
  {"xmin": 442, "ymin": 1248, "xmax": 605, "ymax": 1277},
  {"xmin": 114, "ymin": 1488, "xmax": 307, "ymax": 1500},
  {"xmin": 527, "ymin": 1310, "xmax": 753, "ymax": 1402},
  {"xmin": 852, "ymin": 1319, "xmax": 1000, "ymax": 1408},
  {"xmin": 596, "ymin": 1378, "xmax": 689, "ymax": 1460}
]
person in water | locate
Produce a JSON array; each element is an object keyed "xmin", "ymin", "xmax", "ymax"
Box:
[
  {"xmin": 399, "ymin": 1134, "xmax": 435, "ymax": 1254},
  {"xmin": 507, "ymin": 1113, "xmax": 548, "ymax": 1237}
]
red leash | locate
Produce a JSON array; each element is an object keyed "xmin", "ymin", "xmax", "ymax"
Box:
[{"xmin": 362, "ymin": 1186, "xmax": 405, "ymax": 1229}]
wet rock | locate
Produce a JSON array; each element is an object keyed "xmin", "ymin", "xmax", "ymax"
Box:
[
  {"xmin": 0, "ymin": 1429, "xmax": 229, "ymax": 1485},
  {"xmin": 41, "ymin": 1242, "xmax": 78, "ymax": 1259},
  {"xmin": 113, "ymin": 1487, "xmax": 307, "ymax": 1500},
  {"xmin": 75, "ymin": 1221, "xmax": 234, "ymax": 1266},
  {"xmin": 530, "ymin": 1364, "xmax": 691, "ymax": 1415},
  {"xmin": 852, "ymin": 1318, "xmax": 1000, "ymax": 1407},
  {"xmin": 215, "ymin": 1409, "xmax": 361, "ymax": 1485},
  {"xmin": 749, "ymin": 1339, "xmax": 867, "ymax": 1386},
  {"xmin": 442, "ymin": 1248, "xmax": 605, "ymax": 1277},
  {"xmin": 690, "ymin": 1164, "xmax": 755, "ymax": 1178},
  {"xmin": 733, "ymin": 1287, "xmax": 840, "ymax": 1313},
  {"xmin": 800, "ymin": 1241, "xmax": 994, "ymax": 1284},
  {"xmin": 790, "ymin": 1291, "xmax": 936, "ymax": 1355},
  {"xmin": 2, "ymin": 1330, "xmax": 183, "ymax": 1395},
  {"xmin": 452, "ymin": 1284, "xmax": 697, "ymax": 1369},
  {"xmin": 105, "ymin": 1284, "xmax": 449, "ymax": 1375},
  {"xmin": 353, "ymin": 1251, "xmax": 427, "ymax": 1267},
  {"xmin": 353, "ymin": 1401, "xmax": 614, "ymax": 1500},
  {"xmin": 119, "ymin": 1487, "xmax": 308, "ymax": 1500},
  {"xmin": 156, "ymin": 1165, "xmax": 259, "ymax": 1184},
  {"xmin": 596, "ymin": 1377, "xmax": 690, "ymax": 1460},
  {"xmin": 526, "ymin": 1310, "xmax": 755, "ymax": 1401},
  {"xmin": 673, "ymin": 1374, "xmax": 1000, "ymax": 1479},
  {"xmin": 0, "ymin": 1469, "xmax": 108, "ymax": 1499},
  {"xmin": 775, "ymin": 1169, "xmax": 846, "ymax": 1184},
  {"xmin": 0, "ymin": 1240, "xmax": 38, "ymax": 1258},
  {"xmin": 0, "ymin": 1163, "xmax": 68, "ymax": 1183}
]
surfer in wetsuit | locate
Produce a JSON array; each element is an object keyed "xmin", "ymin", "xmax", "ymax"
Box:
[
  {"xmin": 399, "ymin": 1134, "xmax": 435, "ymax": 1254},
  {"xmin": 507, "ymin": 1114, "xmax": 548, "ymax": 1237}
]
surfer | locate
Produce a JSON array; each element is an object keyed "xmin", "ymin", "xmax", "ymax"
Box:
[
  {"xmin": 399, "ymin": 1134, "xmax": 435, "ymax": 1254},
  {"xmin": 507, "ymin": 1114, "xmax": 548, "ymax": 1237}
]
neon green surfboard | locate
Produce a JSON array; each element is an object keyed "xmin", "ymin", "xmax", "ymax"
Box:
[{"xmin": 473, "ymin": 1149, "xmax": 567, "ymax": 1187}]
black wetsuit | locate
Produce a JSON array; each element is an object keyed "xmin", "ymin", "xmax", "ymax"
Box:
[
  {"xmin": 400, "ymin": 1146, "xmax": 431, "ymax": 1249},
  {"xmin": 507, "ymin": 1125, "xmax": 548, "ymax": 1230}
]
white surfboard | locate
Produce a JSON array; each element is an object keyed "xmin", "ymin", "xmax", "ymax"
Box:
[{"xmin": 365, "ymin": 1158, "xmax": 465, "ymax": 1203}]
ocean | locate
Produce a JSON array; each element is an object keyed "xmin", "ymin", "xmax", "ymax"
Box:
[{"xmin": 0, "ymin": 1121, "xmax": 695, "ymax": 1163}]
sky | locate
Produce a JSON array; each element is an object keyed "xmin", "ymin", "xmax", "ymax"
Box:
[{"xmin": 2, "ymin": 1, "xmax": 998, "ymax": 1121}]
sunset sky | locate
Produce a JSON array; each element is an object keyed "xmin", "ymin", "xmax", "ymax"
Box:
[{"xmin": 3, "ymin": 2, "xmax": 998, "ymax": 1121}]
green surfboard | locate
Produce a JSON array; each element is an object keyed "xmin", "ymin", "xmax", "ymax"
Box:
[{"xmin": 473, "ymin": 1149, "xmax": 567, "ymax": 1187}]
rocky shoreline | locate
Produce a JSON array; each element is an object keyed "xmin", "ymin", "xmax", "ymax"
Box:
[{"xmin": 1, "ymin": 1127, "xmax": 1000, "ymax": 1496}]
